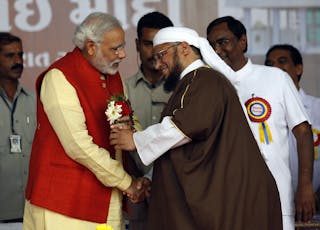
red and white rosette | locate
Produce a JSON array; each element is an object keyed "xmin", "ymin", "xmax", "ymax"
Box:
[{"xmin": 245, "ymin": 97, "xmax": 273, "ymax": 144}]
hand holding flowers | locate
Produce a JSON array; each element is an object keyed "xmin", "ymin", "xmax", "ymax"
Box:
[
  {"xmin": 109, "ymin": 124, "xmax": 136, "ymax": 151},
  {"xmin": 105, "ymin": 95, "xmax": 136, "ymax": 146},
  {"xmin": 106, "ymin": 94, "xmax": 137, "ymax": 150},
  {"xmin": 105, "ymin": 94, "xmax": 133, "ymax": 125},
  {"xmin": 106, "ymin": 95, "xmax": 150, "ymax": 202}
]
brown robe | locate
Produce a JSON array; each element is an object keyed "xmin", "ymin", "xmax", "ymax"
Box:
[{"xmin": 147, "ymin": 66, "xmax": 282, "ymax": 230}]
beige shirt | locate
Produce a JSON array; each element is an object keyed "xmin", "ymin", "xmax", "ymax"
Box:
[
  {"xmin": 0, "ymin": 84, "xmax": 36, "ymax": 220},
  {"xmin": 23, "ymin": 68, "xmax": 131, "ymax": 230},
  {"xmin": 124, "ymin": 69, "xmax": 171, "ymax": 174},
  {"xmin": 124, "ymin": 69, "xmax": 171, "ymax": 130}
]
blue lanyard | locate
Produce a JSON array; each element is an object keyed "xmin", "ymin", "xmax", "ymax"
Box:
[{"xmin": 0, "ymin": 93, "xmax": 18, "ymax": 134}]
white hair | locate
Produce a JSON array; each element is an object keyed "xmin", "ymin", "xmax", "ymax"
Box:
[{"xmin": 73, "ymin": 12, "xmax": 122, "ymax": 49}]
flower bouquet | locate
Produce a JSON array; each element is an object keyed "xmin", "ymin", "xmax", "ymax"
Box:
[{"xmin": 105, "ymin": 94, "xmax": 133, "ymax": 125}]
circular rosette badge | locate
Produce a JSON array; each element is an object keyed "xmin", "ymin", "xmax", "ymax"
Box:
[
  {"xmin": 245, "ymin": 97, "xmax": 273, "ymax": 144},
  {"xmin": 245, "ymin": 97, "xmax": 271, "ymax": 122}
]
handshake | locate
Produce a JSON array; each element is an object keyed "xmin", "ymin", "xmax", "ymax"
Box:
[
  {"xmin": 123, "ymin": 177, "xmax": 151, "ymax": 203},
  {"xmin": 109, "ymin": 116, "xmax": 151, "ymax": 203}
]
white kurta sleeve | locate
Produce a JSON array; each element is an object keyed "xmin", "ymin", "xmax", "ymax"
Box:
[
  {"xmin": 133, "ymin": 116, "xmax": 191, "ymax": 166},
  {"xmin": 282, "ymin": 72, "xmax": 310, "ymax": 129}
]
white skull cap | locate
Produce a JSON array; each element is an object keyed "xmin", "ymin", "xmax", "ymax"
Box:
[
  {"xmin": 153, "ymin": 26, "xmax": 237, "ymax": 84},
  {"xmin": 153, "ymin": 26, "xmax": 200, "ymax": 48}
]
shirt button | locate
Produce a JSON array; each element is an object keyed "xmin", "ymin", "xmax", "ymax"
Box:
[
  {"xmin": 152, "ymin": 116, "xmax": 157, "ymax": 121},
  {"xmin": 102, "ymin": 83, "xmax": 106, "ymax": 88}
]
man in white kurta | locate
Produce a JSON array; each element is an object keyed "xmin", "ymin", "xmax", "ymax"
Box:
[
  {"xmin": 265, "ymin": 44, "xmax": 320, "ymax": 212},
  {"xmin": 234, "ymin": 59, "xmax": 309, "ymax": 223},
  {"xmin": 289, "ymin": 90, "xmax": 320, "ymax": 203},
  {"xmin": 206, "ymin": 16, "xmax": 315, "ymax": 230}
]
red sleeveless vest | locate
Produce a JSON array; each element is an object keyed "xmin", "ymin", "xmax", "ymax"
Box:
[{"xmin": 25, "ymin": 48, "xmax": 125, "ymax": 222}]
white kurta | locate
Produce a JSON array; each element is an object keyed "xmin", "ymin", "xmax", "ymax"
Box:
[{"xmin": 234, "ymin": 60, "xmax": 309, "ymax": 217}]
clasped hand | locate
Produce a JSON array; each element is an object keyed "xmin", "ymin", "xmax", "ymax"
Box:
[
  {"xmin": 110, "ymin": 116, "xmax": 151, "ymax": 202},
  {"xmin": 124, "ymin": 177, "xmax": 151, "ymax": 203},
  {"xmin": 109, "ymin": 116, "xmax": 136, "ymax": 151}
]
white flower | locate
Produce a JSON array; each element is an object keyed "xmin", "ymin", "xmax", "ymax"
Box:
[{"xmin": 105, "ymin": 101, "xmax": 123, "ymax": 124}]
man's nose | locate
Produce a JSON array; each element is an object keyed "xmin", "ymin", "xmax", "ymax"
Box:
[
  {"xmin": 14, "ymin": 54, "xmax": 23, "ymax": 64},
  {"xmin": 213, "ymin": 45, "xmax": 223, "ymax": 55},
  {"xmin": 152, "ymin": 59, "xmax": 163, "ymax": 70},
  {"xmin": 118, "ymin": 48, "xmax": 126, "ymax": 59},
  {"xmin": 271, "ymin": 62, "xmax": 281, "ymax": 68}
]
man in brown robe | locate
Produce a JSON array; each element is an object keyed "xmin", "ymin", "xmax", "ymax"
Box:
[{"xmin": 110, "ymin": 27, "xmax": 283, "ymax": 230}]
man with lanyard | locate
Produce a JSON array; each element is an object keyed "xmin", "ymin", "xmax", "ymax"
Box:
[{"xmin": 0, "ymin": 33, "xmax": 36, "ymax": 224}]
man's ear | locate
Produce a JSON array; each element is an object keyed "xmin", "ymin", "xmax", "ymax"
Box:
[
  {"xmin": 295, "ymin": 64, "xmax": 303, "ymax": 77},
  {"xmin": 180, "ymin": 41, "xmax": 190, "ymax": 55},
  {"xmin": 85, "ymin": 40, "xmax": 96, "ymax": 56},
  {"xmin": 135, "ymin": 38, "xmax": 140, "ymax": 52},
  {"xmin": 239, "ymin": 35, "xmax": 247, "ymax": 52}
]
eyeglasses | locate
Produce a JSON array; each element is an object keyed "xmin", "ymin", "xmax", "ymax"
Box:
[
  {"xmin": 210, "ymin": 38, "xmax": 234, "ymax": 50},
  {"xmin": 93, "ymin": 39, "xmax": 125, "ymax": 56},
  {"xmin": 153, "ymin": 43, "xmax": 180, "ymax": 63},
  {"xmin": 111, "ymin": 44, "xmax": 125, "ymax": 55}
]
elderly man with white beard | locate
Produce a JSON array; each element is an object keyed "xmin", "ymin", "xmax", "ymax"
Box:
[{"xmin": 23, "ymin": 12, "xmax": 148, "ymax": 230}]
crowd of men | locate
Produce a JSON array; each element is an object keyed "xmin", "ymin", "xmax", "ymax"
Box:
[{"xmin": 0, "ymin": 11, "xmax": 319, "ymax": 230}]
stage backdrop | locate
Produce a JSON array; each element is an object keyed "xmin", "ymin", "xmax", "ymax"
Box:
[{"xmin": 1, "ymin": 0, "xmax": 217, "ymax": 90}]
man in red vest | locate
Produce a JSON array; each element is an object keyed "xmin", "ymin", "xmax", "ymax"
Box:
[{"xmin": 23, "ymin": 12, "xmax": 148, "ymax": 230}]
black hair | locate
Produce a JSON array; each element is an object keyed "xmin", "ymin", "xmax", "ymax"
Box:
[
  {"xmin": 265, "ymin": 44, "xmax": 303, "ymax": 80},
  {"xmin": 137, "ymin": 11, "xmax": 173, "ymax": 39},
  {"xmin": 206, "ymin": 16, "xmax": 247, "ymax": 52},
  {"xmin": 0, "ymin": 32, "xmax": 21, "ymax": 50},
  {"xmin": 266, "ymin": 44, "xmax": 302, "ymax": 66}
]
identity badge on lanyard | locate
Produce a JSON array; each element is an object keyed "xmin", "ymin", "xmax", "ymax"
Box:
[
  {"xmin": 10, "ymin": 134, "xmax": 22, "ymax": 153},
  {"xmin": 0, "ymin": 93, "xmax": 22, "ymax": 153}
]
